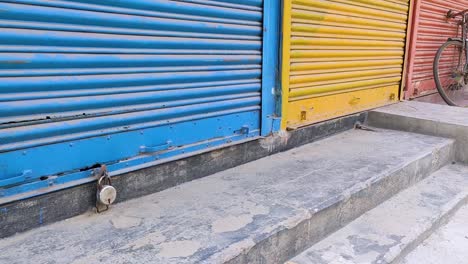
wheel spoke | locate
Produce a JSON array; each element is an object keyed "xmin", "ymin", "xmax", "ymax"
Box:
[{"xmin": 434, "ymin": 41, "xmax": 468, "ymax": 106}]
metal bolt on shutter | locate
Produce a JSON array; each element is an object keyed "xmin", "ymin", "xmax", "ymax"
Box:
[{"xmin": 281, "ymin": 0, "xmax": 411, "ymax": 129}]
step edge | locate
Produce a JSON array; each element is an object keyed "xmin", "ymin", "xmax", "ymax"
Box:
[
  {"xmin": 287, "ymin": 138, "xmax": 455, "ymax": 223},
  {"xmin": 216, "ymin": 137, "xmax": 455, "ymax": 264},
  {"xmin": 389, "ymin": 190, "xmax": 468, "ymax": 264},
  {"xmin": 310, "ymin": 145, "xmax": 453, "ymax": 217},
  {"xmin": 285, "ymin": 166, "xmax": 468, "ymax": 264},
  {"xmin": 367, "ymin": 111, "xmax": 468, "ymax": 163}
]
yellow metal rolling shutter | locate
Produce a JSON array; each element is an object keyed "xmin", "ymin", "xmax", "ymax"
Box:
[{"xmin": 281, "ymin": 0, "xmax": 410, "ymax": 129}]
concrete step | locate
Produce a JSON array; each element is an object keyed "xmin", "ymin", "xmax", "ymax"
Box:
[
  {"xmin": 403, "ymin": 203, "xmax": 468, "ymax": 264},
  {"xmin": 0, "ymin": 129, "xmax": 454, "ymax": 264},
  {"xmin": 369, "ymin": 101, "xmax": 468, "ymax": 162},
  {"xmin": 286, "ymin": 164, "xmax": 468, "ymax": 264}
]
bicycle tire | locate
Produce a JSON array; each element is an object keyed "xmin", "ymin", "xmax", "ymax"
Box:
[{"xmin": 433, "ymin": 40, "xmax": 467, "ymax": 106}]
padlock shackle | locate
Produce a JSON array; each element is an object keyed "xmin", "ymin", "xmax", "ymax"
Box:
[
  {"xmin": 96, "ymin": 164, "xmax": 112, "ymax": 186},
  {"xmin": 97, "ymin": 175, "xmax": 112, "ymax": 188}
]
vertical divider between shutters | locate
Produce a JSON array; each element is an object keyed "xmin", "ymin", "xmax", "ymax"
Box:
[
  {"xmin": 404, "ymin": 0, "xmax": 422, "ymax": 100},
  {"xmin": 281, "ymin": 0, "xmax": 292, "ymax": 130},
  {"xmin": 262, "ymin": 0, "xmax": 281, "ymax": 135},
  {"xmin": 400, "ymin": 0, "xmax": 416, "ymax": 101}
]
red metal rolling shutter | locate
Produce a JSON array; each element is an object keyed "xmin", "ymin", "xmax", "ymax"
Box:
[{"xmin": 406, "ymin": 0, "xmax": 468, "ymax": 98}]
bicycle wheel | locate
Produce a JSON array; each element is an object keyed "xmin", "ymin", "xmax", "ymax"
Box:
[{"xmin": 434, "ymin": 40, "xmax": 468, "ymax": 107}]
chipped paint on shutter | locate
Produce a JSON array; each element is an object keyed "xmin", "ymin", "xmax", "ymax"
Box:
[{"xmin": 0, "ymin": 0, "xmax": 279, "ymax": 199}]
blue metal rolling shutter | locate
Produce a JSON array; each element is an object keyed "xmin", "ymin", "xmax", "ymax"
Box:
[{"xmin": 0, "ymin": 0, "xmax": 265, "ymax": 198}]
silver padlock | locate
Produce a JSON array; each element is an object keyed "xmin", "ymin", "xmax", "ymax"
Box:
[
  {"xmin": 95, "ymin": 165, "xmax": 117, "ymax": 213},
  {"xmin": 97, "ymin": 176, "xmax": 117, "ymax": 205}
]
